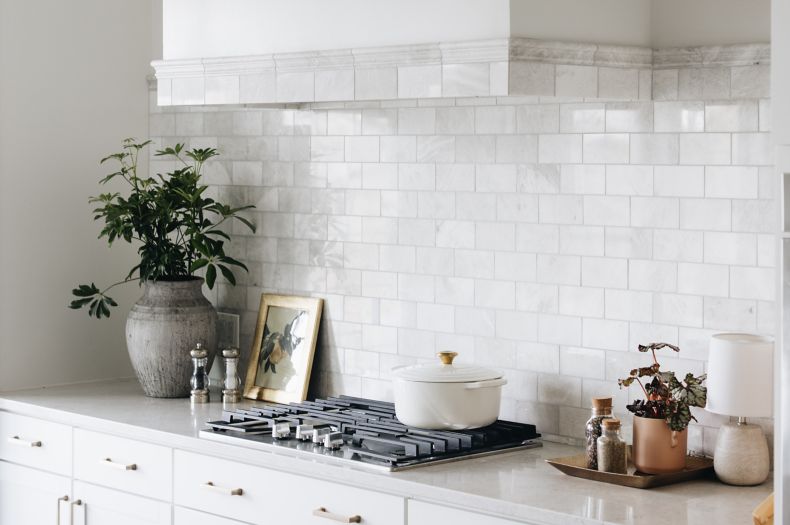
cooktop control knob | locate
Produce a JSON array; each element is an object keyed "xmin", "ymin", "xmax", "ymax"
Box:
[
  {"xmin": 272, "ymin": 421, "xmax": 291, "ymax": 439},
  {"xmin": 312, "ymin": 427, "xmax": 331, "ymax": 445},
  {"xmin": 324, "ymin": 431, "xmax": 344, "ymax": 450},
  {"xmin": 296, "ymin": 424, "xmax": 314, "ymax": 441}
]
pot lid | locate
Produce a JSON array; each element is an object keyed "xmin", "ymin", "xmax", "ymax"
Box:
[{"xmin": 392, "ymin": 352, "xmax": 503, "ymax": 383}]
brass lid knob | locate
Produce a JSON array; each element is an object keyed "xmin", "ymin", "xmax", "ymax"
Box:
[{"xmin": 437, "ymin": 351, "xmax": 458, "ymax": 365}]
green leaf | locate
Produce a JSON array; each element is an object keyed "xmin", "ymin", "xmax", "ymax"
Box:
[
  {"xmin": 218, "ymin": 265, "xmax": 236, "ymax": 286},
  {"xmin": 205, "ymin": 264, "xmax": 217, "ymax": 289},
  {"xmin": 189, "ymin": 258, "xmax": 210, "ymax": 273}
]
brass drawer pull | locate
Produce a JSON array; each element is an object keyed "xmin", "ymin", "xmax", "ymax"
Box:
[
  {"xmin": 7, "ymin": 435, "xmax": 42, "ymax": 447},
  {"xmin": 56, "ymin": 495, "xmax": 69, "ymax": 525},
  {"xmin": 313, "ymin": 507, "xmax": 362, "ymax": 523},
  {"xmin": 101, "ymin": 457, "xmax": 137, "ymax": 471},
  {"xmin": 203, "ymin": 481, "xmax": 243, "ymax": 496}
]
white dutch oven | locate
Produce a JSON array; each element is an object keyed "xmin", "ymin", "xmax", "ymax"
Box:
[{"xmin": 391, "ymin": 351, "xmax": 507, "ymax": 430}]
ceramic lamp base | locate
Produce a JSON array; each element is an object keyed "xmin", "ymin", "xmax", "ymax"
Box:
[{"xmin": 713, "ymin": 422, "xmax": 769, "ymax": 485}]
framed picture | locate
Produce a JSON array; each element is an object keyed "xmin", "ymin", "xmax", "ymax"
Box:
[{"xmin": 243, "ymin": 294, "xmax": 323, "ymax": 403}]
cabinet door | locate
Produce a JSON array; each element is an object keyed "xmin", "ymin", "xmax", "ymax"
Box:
[
  {"xmin": 73, "ymin": 481, "xmax": 171, "ymax": 525},
  {"xmin": 0, "ymin": 461, "xmax": 71, "ymax": 525},
  {"xmin": 409, "ymin": 500, "xmax": 535, "ymax": 525}
]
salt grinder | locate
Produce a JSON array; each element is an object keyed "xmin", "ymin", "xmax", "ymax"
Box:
[
  {"xmin": 221, "ymin": 347, "xmax": 241, "ymax": 403},
  {"xmin": 190, "ymin": 343, "xmax": 210, "ymax": 403}
]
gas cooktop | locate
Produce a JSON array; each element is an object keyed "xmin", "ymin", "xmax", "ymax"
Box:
[{"xmin": 200, "ymin": 395, "xmax": 541, "ymax": 471}]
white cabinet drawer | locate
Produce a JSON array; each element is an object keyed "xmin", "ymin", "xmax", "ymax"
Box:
[
  {"xmin": 0, "ymin": 411, "xmax": 72, "ymax": 475},
  {"xmin": 175, "ymin": 506, "xmax": 251, "ymax": 525},
  {"xmin": 73, "ymin": 480, "xmax": 171, "ymax": 525},
  {"xmin": 409, "ymin": 500, "xmax": 532, "ymax": 525},
  {"xmin": 74, "ymin": 429, "xmax": 172, "ymax": 501},
  {"xmin": 174, "ymin": 450, "xmax": 404, "ymax": 525}
]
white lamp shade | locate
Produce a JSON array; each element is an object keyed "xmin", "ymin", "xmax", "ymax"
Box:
[{"xmin": 706, "ymin": 333, "xmax": 773, "ymax": 418}]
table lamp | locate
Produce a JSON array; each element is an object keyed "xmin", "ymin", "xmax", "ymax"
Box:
[{"xmin": 706, "ymin": 333, "xmax": 773, "ymax": 485}]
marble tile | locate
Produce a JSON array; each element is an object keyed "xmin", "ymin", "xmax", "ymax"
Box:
[
  {"xmin": 705, "ymin": 101, "xmax": 758, "ymax": 132},
  {"xmin": 705, "ymin": 166, "xmax": 759, "ymax": 199},
  {"xmin": 436, "ymin": 107, "xmax": 475, "ymax": 134},
  {"xmin": 240, "ymin": 72, "xmax": 276, "ymax": 104},
  {"xmin": 555, "ymin": 65, "xmax": 597, "ymax": 98},
  {"xmin": 517, "ymin": 104, "xmax": 560, "ymax": 133},
  {"xmin": 559, "ymin": 103, "xmax": 605, "ymax": 133},
  {"xmin": 604, "ymin": 102, "xmax": 652, "ymax": 132},
  {"xmin": 538, "ymin": 134, "xmax": 582, "ymax": 164},
  {"xmin": 654, "ymin": 166, "xmax": 704, "ymax": 197},
  {"xmin": 731, "ymin": 64, "xmax": 770, "ymax": 98},
  {"xmin": 509, "ymin": 62, "xmax": 555, "ymax": 96},
  {"xmin": 354, "ymin": 67, "xmax": 397, "ymax": 100},
  {"xmin": 276, "ymin": 71, "xmax": 314, "ymax": 103},
  {"xmin": 732, "ymin": 133, "xmax": 773, "ymax": 165},
  {"xmin": 205, "ymin": 76, "xmax": 240, "ymax": 105},
  {"xmin": 598, "ymin": 67, "xmax": 639, "ymax": 100},
  {"xmin": 315, "ymin": 69, "xmax": 354, "ymax": 102},
  {"xmin": 398, "ymin": 65, "xmax": 442, "ymax": 98},
  {"xmin": 582, "ymin": 134, "xmax": 629, "ymax": 164},
  {"xmin": 630, "ymin": 134, "xmax": 679, "ymax": 165},
  {"xmin": 475, "ymin": 106, "xmax": 516, "ymax": 134},
  {"xmin": 171, "ymin": 77, "xmax": 205, "ymax": 105},
  {"xmin": 442, "ymin": 63, "xmax": 489, "ymax": 97},
  {"xmin": 652, "ymin": 69, "xmax": 678, "ymax": 101},
  {"xmin": 654, "ymin": 101, "xmax": 704, "ymax": 132},
  {"xmin": 678, "ymin": 133, "xmax": 731, "ymax": 165}
]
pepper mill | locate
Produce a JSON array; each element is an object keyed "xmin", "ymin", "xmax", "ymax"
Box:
[
  {"xmin": 190, "ymin": 343, "xmax": 210, "ymax": 403},
  {"xmin": 221, "ymin": 347, "xmax": 241, "ymax": 403}
]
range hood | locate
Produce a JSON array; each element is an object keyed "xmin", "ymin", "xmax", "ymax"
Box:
[{"xmin": 152, "ymin": 1, "xmax": 768, "ymax": 106}]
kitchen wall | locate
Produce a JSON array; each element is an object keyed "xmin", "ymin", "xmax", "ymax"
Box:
[
  {"xmin": 150, "ymin": 60, "xmax": 774, "ymax": 450},
  {"xmin": 0, "ymin": 0, "xmax": 160, "ymax": 391}
]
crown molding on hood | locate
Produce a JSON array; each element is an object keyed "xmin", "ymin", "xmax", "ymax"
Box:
[{"xmin": 151, "ymin": 39, "xmax": 769, "ymax": 106}]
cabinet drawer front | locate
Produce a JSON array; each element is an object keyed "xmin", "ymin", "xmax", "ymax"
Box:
[
  {"xmin": 74, "ymin": 429, "xmax": 172, "ymax": 501},
  {"xmin": 0, "ymin": 411, "xmax": 72, "ymax": 475},
  {"xmin": 174, "ymin": 450, "xmax": 404, "ymax": 525},
  {"xmin": 74, "ymin": 480, "xmax": 172, "ymax": 525},
  {"xmin": 409, "ymin": 500, "xmax": 529, "ymax": 525},
  {"xmin": 175, "ymin": 506, "xmax": 252, "ymax": 525}
]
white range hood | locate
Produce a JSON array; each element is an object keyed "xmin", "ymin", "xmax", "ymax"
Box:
[{"xmin": 152, "ymin": 0, "xmax": 768, "ymax": 106}]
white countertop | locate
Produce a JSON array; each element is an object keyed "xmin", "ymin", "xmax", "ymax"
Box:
[{"xmin": 0, "ymin": 379, "xmax": 771, "ymax": 525}]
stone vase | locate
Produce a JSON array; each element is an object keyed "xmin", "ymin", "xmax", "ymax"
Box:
[
  {"xmin": 126, "ymin": 278, "xmax": 217, "ymax": 398},
  {"xmin": 632, "ymin": 415, "xmax": 688, "ymax": 474}
]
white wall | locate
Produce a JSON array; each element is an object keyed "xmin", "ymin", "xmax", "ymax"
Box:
[
  {"xmin": 163, "ymin": 0, "xmax": 510, "ymax": 59},
  {"xmin": 510, "ymin": 0, "xmax": 652, "ymax": 47},
  {"xmin": 0, "ymin": 0, "xmax": 158, "ymax": 391},
  {"xmin": 651, "ymin": 0, "xmax": 770, "ymax": 48}
]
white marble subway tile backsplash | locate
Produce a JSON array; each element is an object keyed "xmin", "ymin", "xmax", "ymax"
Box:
[{"xmin": 151, "ymin": 76, "xmax": 774, "ymax": 448}]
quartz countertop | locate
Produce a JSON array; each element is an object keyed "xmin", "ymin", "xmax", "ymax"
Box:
[{"xmin": 0, "ymin": 379, "xmax": 771, "ymax": 525}]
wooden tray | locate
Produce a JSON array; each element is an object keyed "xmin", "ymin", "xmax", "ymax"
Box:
[{"xmin": 546, "ymin": 453, "xmax": 714, "ymax": 489}]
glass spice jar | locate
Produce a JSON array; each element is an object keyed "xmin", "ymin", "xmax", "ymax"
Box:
[
  {"xmin": 597, "ymin": 418, "xmax": 627, "ymax": 474},
  {"xmin": 585, "ymin": 397, "xmax": 614, "ymax": 469}
]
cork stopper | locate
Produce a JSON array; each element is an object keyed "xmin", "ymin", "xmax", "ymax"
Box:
[
  {"xmin": 602, "ymin": 418, "xmax": 621, "ymax": 429},
  {"xmin": 591, "ymin": 397, "xmax": 613, "ymax": 409}
]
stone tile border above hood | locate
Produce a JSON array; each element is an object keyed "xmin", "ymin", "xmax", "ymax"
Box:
[{"xmin": 151, "ymin": 39, "xmax": 769, "ymax": 106}]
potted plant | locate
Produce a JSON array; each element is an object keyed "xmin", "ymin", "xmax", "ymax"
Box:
[
  {"xmin": 618, "ymin": 343, "xmax": 707, "ymax": 474},
  {"xmin": 69, "ymin": 139, "xmax": 255, "ymax": 397}
]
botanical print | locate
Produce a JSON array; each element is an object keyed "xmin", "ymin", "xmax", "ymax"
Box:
[{"xmin": 254, "ymin": 306, "xmax": 310, "ymax": 392}]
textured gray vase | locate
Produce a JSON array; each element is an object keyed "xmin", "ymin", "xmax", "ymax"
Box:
[{"xmin": 126, "ymin": 278, "xmax": 217, "ymax": 398}]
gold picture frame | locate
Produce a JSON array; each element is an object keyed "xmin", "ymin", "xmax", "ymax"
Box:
[{"xmin": 243, "ymin": 294, "xmax": 323, "ymax": 403}]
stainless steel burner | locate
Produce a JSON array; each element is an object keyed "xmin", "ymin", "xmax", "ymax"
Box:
[{"xmin": 200, "ymin": 395, "xmax": 541, "ymax": 471}]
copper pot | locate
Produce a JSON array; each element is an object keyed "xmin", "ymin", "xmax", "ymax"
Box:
[{"xmin": 632, "ymin": 415, "xmax": 688, "ymax": 474}]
